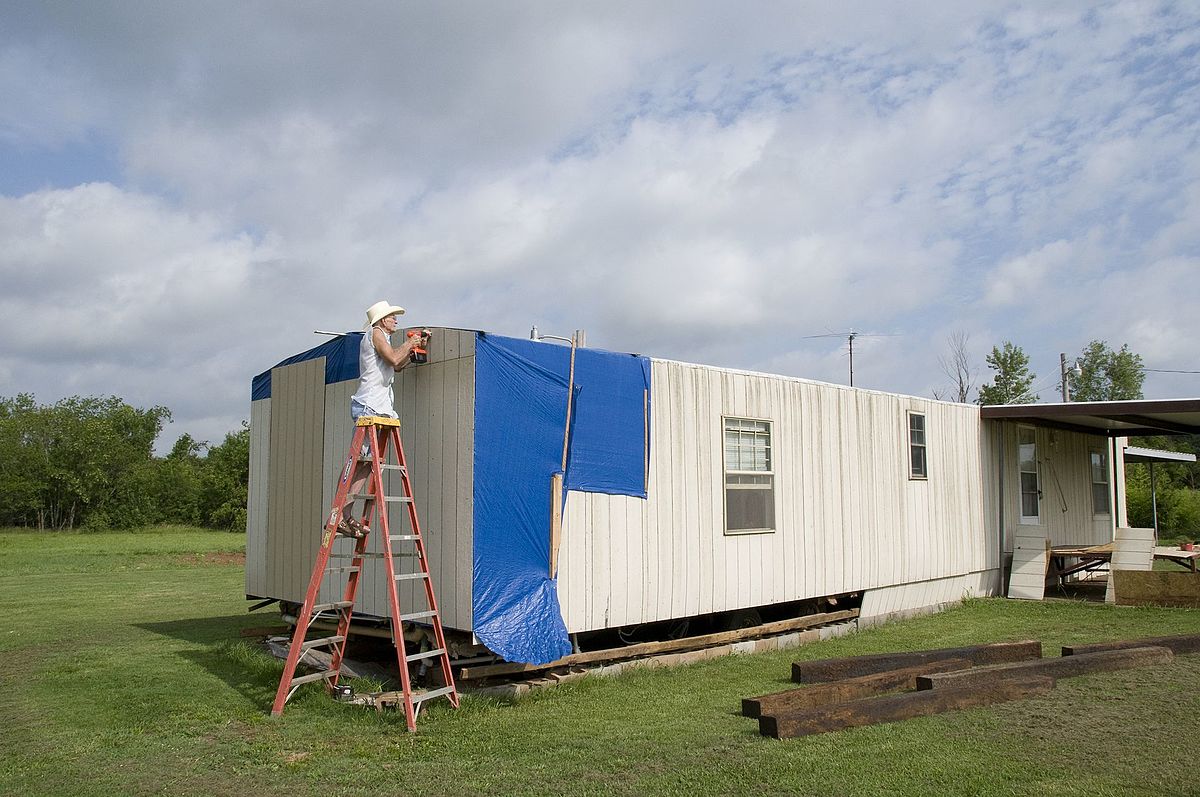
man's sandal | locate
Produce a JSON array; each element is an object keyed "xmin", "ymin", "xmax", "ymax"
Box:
[{"xmin": 336, "ymin": 517, "xmax": 369, "ymax": 538}]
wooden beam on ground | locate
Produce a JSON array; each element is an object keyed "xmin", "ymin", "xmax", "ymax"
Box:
[
  {"xmin": 916, "ymin": 646, "xmax": 1174, "ymax": 690},
  {"xmin": 759, "ymin": 676, "xmax": 1054, "ymax": 739},
  {"xmin": 792, "ymin": 640, "xmax": 1041, "ymax": 684},
  {"xmin": 1063, "ymin": 633, "xmax": 1200, "ymax": 657},
  {"xmin": 743, "ymin": 658, "xmax": 972, "ymax": 718},
  {"xmin": 460, "ymin": 608, "xmax": 859, "ymax": 680}
]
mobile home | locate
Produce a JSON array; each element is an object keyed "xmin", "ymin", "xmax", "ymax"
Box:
[{"xmin": 246, "ymin": 328, "xmax": 1199, "ymax": 664}]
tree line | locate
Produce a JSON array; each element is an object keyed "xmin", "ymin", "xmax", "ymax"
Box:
[
  {"xmin": 936, "ymin": 336, "xmax": 1199, "ymax": 536},
  {"xmin": 0, "ymin": 394, "xmax": 248, "ymax": 531}
]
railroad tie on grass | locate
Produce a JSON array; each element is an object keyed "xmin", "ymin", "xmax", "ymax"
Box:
[
  {"xmin": 915, "ymin": 645, "xmax": 1174, "ymax": 690},
  {"xmin": 758, "ymin": 676, "xmax": 1055, "ymax": 739},
  {"xmin": 791, "ymin": 640, "xmax": 1042, "ymax": 683},
  {"xmin": 1062, "ymin": 633, "xmax": 1200, "ymax": 657},
  {"xmin": 742, "ymin": 657, "xmax": 973, "ymax": 719}
]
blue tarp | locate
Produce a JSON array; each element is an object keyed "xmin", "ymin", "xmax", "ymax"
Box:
[
  {"xmin": 472, "ymin": 334, "xmax": 651, "ymax": 665},
  {"xmin": 252, "ymin": 329, "xmax": 652, "ymax": 666},
  {"xmin": 250, "ymin": 332, "xmax": 362, "ymax": 400}
]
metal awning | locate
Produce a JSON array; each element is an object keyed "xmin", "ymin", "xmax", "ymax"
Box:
[
  {"xmin": 1123, "ymin": 446, "xmax": 1197, "ymax": 464},
  {"xmin": 979, "ymin": 398, "xmax": 1200, "ymax": 437}
]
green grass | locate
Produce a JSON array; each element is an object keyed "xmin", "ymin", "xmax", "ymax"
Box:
[{"xmin": 3, "ymin": 529, "xmax": 1200, "ymax": 796}]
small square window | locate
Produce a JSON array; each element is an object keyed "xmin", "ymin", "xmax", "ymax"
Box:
[{"xmin": 908, "ymin": 412, "xmax": 928, "ymax": 479}]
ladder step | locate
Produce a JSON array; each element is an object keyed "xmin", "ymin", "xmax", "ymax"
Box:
[
  {"xmin": 394, "ymin": 572, "xmax": 430, "ymax": 581},
  {"xmin": 412, "ymin": 686, "xmax": 455, "ymax": 704},
  {"xmin": 357, "ymin": 461, "xmax": 406, "ymax": 472},
  {"xmin": 311, "ymin": 600, "xmax": 355, "ymax": 613},
  {"xmin": 406, "ymin": 648, "xmax": 446, "ymax": 663},
  {"xmin": 330, "ymin": 552, "xmax": 389, "ymax": 560},
  {"xmin": 290, "ymin": 669, "xmax": 338, "ymax": 687},
  {"xmin": 400, "ymin": 610, "xmax": 438, "ymax": 622},
  {"xmin": 383, "ymin": 496, "xmax": 414, "ymax": 503},
  {"xmin": 300, "ymin": 634, "xmax": 345, "ymax": 652},
  {"xmin": 325, "ymin": 566, "xmax": 361, "ymax": 574},
  {"xmin": 390, "ymin": 535, "xmax": 420, "ymax": 542}
]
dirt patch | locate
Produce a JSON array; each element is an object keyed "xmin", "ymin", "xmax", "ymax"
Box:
[{"xmin": 175, "ymin": 552, "xmax": 246, "ymax": 566}]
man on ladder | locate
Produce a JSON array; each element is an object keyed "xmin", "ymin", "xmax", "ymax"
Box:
[
  {"xmin": 271, "ymin": 300, "xmax": 456, "ymax": 731},
  {"xmin": 337, "ymin": 300, "xmax": 428, "ymax": 539}
]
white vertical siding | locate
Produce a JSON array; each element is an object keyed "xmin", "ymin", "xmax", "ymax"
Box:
[
  {"xmin": 860, "ymin": 570, "xmax": 999, "ymax": 623},
  {"xmin": 557, "ymin": 361, "xmax": 996, "ymax": 634}
]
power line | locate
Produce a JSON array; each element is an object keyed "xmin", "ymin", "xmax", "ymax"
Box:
[{"xmin": 1145, "ymin": 368, "xmax": 1200, "ymax": 374}]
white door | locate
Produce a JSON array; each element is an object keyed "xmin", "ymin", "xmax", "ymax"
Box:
[{"xmin": 1018, "ymin": 426, "xmax": 1041, "ymax": 525}]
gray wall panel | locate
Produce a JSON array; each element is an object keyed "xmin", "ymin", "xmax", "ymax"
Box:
[{"xmin": 265, "ymin": 358, "xmax": 326, "ymax": 603}]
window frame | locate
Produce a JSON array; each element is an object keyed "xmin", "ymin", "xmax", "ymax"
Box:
[
  {"xmin": 1090, "ymin": 447, "xmax": 1111, "ymax": 517},
  {"xmin": 907, "ymin": 411, "xmax": 928, "ymax": 480},
  {"xmin": 721, "ymin": 415, "xmax": 776, "ymax": 536},
  {"xmin": 1017, "ymin": 425, "xmax": 1041, "ymax": 525}
]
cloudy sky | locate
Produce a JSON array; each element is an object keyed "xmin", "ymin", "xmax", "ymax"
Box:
[{"xmin": 2, "ymin": 1, "xmax": 1198, "ymax": 450}]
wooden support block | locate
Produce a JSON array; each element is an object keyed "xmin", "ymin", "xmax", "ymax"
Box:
[
  {"xmin": 759, "ymin": 676, "xmax": 1054, "ymax": 739},
  {"xmin": 916, "ymin": 646, "xmax": 1174, "ymax": 690},
  {"xmin": 1110, "ymin": 571, "xmax": 1200, "ymax": 607},
  {"xmin": 792, "ymin": 640, "xmax": 1042, "ymax": 683},
  {"xmin": 743, "ymin": 658, "xmax": 972, "ymax": 718},
  {"xmin": 1063, "ymin": 633, "xmax": 1200, "ymax": 657}
]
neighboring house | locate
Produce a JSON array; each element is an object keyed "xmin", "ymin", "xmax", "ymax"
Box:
[{"xmin": 245, "ymin": 329, "xmax": 1200, "ymax": 665}]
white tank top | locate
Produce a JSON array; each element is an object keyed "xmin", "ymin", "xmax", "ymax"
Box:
[{"xmin": 350, "ymin": 328, "xmax": 397, "ymax": 417}]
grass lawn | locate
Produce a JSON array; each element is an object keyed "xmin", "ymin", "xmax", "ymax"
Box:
[{"xmin": 3, "ymin": 527, "xmax": 1200, "ymax": 796}]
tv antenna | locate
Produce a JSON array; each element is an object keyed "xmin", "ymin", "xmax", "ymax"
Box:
[{"xmin": 800, "ymin": 328, "xmax": 900, "ymax": 386}]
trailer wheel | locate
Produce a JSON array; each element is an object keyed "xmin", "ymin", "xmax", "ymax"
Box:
[{"xmin": 724, "ymin": 608, "xmax": 762, "ymax": 630}]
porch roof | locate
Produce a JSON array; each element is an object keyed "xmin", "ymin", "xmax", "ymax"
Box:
[
  {"xmin": 1123, "ymin": 446, "xmax": 1197, "ymax": 464},
  {"xmin": 979, "ymin": 398, "xmax": 1200, "ymax": 437}
]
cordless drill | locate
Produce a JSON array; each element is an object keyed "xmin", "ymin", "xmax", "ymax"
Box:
[{"xmin": 407, "ymin": 328, "xmax": 430, "ymax": 364}]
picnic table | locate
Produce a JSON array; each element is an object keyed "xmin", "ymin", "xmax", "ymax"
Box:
[
  {"xmin": 1050, "ymin": 543, "xmax": 1114, "ymax": 585},
  {"xmin": 1050, "ymin": 542, "xmax": 1200, "ymax": 586},
  {"xmin": 1153, "ymin": 546, "xmax": 1200, "ymax": 573}
]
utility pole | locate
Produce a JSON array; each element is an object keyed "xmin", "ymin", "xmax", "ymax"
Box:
[
  {"xmin": 1060, "ymin": 353, "xmax": 1082, "ymax": 401},
  {"xmin": 848, "ymin": 329, "xmax": 857, "ymax": 387}
]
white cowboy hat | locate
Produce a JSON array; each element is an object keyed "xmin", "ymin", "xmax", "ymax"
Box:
[{"xmin": 365, "ymin": 300, "xmax": 406, "ymax": 327}]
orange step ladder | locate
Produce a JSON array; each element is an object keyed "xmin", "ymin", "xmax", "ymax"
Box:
[{"xmin": 270, "ymin": 415, "xmax": 459, "ymax": 731}]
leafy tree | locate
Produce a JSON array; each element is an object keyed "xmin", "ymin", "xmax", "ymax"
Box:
[
  {"xmin": 0, "ymin": 394, "xmax": 255, "ymax": 531},
  {"xmin": 977, "ymin": 342, "xmax": 1038, "ymax": 405},
  {"xmin": 0, "ymin": 394, "xmax": 169, "ymax": 529},
  {"xmin": 0, "ymin": 394, "xmax": 47, "ymax": 525},
  {"xmin": 151, "ymin": 433, "xmax": 206, "ymax": 525},
  {"xmin": 1071, "ymin": 340, "xmax": 1145, "ymax": 402},
  {"xmin": 198, "ymin": 423, "xmax": 250, "ymax": 530}
]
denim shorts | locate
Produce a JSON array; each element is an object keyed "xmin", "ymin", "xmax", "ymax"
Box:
[{"xmin": 350, "ymin": 398, "xmax": 397, "ymax": 420}]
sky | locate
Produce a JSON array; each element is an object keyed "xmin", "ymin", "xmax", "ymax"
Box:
[{"xmin": 1, "ymin": 1, "xmax": 1198, "ymax": 451}]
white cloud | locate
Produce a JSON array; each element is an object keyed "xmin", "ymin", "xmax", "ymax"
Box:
[{"xmin": 1, "ymin": 1, "xmax": 1199, "ymax": 449}]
